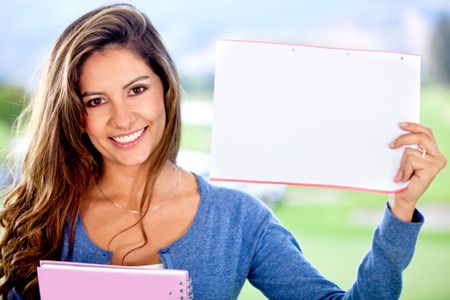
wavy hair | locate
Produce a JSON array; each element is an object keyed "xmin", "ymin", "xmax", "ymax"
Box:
[{"xmin": 0, "ymin": 4, "xmax": 181, "ymax": 299}]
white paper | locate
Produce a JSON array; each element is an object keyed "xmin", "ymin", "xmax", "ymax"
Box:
[{"xmin": 210, "ymin": 40, "xmax": 420, "ymax": 193}]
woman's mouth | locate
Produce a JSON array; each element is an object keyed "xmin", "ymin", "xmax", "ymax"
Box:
[{"xmin": 110, "ymin": 126, "xmax": 148, "ymax": 148}]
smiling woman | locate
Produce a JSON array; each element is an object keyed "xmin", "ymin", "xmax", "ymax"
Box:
[
  {"xmin": 0, "ymin": 3, "xmax": 447, "ymax": 300},
  {"xmin": 0, "ymin": 4, "xmax": 185, "ymax": 298},
  {"xmin": 79, "ymin": 47, "xmax": 166, "ymax": 166}
]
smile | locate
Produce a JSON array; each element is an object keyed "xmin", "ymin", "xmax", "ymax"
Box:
[{"xmin": 110, "ymin": 127, "xmax": 147, "ymax": 144}]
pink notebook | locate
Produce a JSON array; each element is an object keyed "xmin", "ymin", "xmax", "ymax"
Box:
[{"xmin": 37, "ymin": 260, "xmax": 192, "ymax": 300}]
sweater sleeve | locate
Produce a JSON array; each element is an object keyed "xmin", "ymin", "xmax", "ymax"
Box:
[{"xmin": 247, "ymin": 203, "xmax": 424, "ymax": 300}]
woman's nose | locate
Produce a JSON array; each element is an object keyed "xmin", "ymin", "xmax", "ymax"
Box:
[{"xmin": 110, "ymin": 100, "xmax": 134, "ymax": 130}]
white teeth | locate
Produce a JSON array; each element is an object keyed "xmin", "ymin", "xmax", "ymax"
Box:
[{"xmin": 112, "ymin": 128, "xmax": 145, "ymax": 143}]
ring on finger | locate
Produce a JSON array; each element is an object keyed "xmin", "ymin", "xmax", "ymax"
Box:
[{"xmin": 418, "ymin": 146, "xmax": 426, "ymax": 159}]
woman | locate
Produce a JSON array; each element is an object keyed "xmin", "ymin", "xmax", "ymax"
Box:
[{"xmin": 0, "ymin": 4, "xmax": 446, "ymax": 300}]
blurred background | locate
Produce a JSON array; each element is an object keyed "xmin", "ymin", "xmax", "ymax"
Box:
[{"xmin": 1, "ymin": 0, "xmax": 449, "ymax": 299}]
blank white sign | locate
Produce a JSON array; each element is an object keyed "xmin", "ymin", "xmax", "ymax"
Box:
[{"xmin": 210, "ymin": 40, "xmax": 420, "ymax": 193}]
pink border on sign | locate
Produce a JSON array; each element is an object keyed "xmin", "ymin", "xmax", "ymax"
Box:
[
  {"xmin": 218, "ymin": 38, "xmax": 420, "ymax": 57},
  {"xmin": 213, "ymin": 39, "xmax": 413, "ymax": 195},
  {"xmin": 209, "ymin": 177, "xmax": 407, "ymax": 194}
]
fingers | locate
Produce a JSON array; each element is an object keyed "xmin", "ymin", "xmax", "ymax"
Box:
[
  {"xmin": 391, "ymin": 122, "xmax": 445, "ymax": 159},
  {"xmin": 399, "ymin": 122, "xmax": 435, "ymax": 142},
  {"xmin": 394, "ymin": 147, "xmax": 429, "ymax": 182},
  {"xmin": 394, "ymin": 143, "xmax": 447, "ymax": 185},
  {"xmin": 390, "ymin": 132, "xmax": 438, "ymax": 156},
  {"xmin": 391, "ymin": 122, "xmax": 447, "ymax": 210},
  {"xmin": 393, "ymin": 122, "xmax": 447, "ymax": 183}
]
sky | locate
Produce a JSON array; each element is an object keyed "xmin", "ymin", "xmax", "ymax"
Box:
[{"xmin": 1, "ymin": 0, "xmax": 450, "ymax": 88}]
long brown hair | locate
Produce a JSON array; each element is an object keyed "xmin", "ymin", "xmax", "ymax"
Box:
[{"xmin": 0, "ymin": 4, "xmax": 181, "ymax": 299}]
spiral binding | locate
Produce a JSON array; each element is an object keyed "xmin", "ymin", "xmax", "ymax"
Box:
[
  {"xmin": 178, "ymin": 278, "xmax": 193, "ymax": 300},
  {"xmin": 186, "ymin": 278, "xmax": 194, "ymax": 300}
]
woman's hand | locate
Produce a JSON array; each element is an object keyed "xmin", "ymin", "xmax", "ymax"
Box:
[{"xmin": 388, "ymin": 122, "xmax": 447, "ymax": 222}]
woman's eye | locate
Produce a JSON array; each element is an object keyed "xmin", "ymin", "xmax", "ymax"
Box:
[
  {"xmin": 86, "ymin": 98, "xmax": 105, "ymax": 107},
  {"xmin": 129, "ymin": 86, "xmax": 146, "ymax": 96}
]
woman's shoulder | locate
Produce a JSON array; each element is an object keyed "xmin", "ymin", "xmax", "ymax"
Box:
[
  {"xmin": 192, "ymin": 174, "xmax": 292, "ymax": 252},
  {"xmin": 194, "ymin": 173, "xmax": 275, "ymax": 222}
]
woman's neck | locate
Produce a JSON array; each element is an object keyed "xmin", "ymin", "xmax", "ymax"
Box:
[{"xmin": 98, "ymin": 160, "xmax": 176, "ymax": 203}]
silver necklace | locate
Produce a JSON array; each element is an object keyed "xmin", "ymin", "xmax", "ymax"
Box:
[{"xmin": 97, "ymin": 166, "xmax": 180, "ymax": 215}]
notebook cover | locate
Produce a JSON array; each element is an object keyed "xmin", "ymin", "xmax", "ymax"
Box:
[{"xmin": 37, "ymin": 260, "xmax": 190, "ymax": 300}]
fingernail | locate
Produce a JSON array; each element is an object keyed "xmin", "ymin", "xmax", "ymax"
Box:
[
  {"xmin": 400, "ymin": 122, "xmax": 408, "ymax": 127},
  {"xmin": 389, "ymin": 141, "xmax": 395, "ymax": 148}
]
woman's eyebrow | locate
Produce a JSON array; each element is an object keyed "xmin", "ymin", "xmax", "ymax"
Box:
[
  {"xmin": 81, "ymin": 91, "xmax": 105, "ymax": 98},
  {"xmin": 122, "ymin": 75, "xmax": 150, "ymax": 89},
  {"xmin": 81, "ymin": 75, "xmax": 150, "ymax": 98}
]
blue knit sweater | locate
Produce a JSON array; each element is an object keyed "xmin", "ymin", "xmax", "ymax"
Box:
[{"xmin": 10, "ymin": 174, "xmax": 424, "ymax": 299}]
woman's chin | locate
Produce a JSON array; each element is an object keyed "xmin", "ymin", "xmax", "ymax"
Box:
[{"xmin": 105, "ymin": 153, "xmax": 153, "ymax": 168}]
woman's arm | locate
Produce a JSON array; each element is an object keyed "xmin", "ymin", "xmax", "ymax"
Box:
[{"xmin": 248, "ymin": 203, "xmax": 423, "ymax": 299}]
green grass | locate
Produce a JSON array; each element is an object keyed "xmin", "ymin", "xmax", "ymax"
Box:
[
  {"xmin": 180, "ymin": 123, "xmax": 211, "ymax": 153},
  {"xmin": 0, "ymin": 121, "xmax": 13, "ymax": 162},
  {"xmin": 419, "ymin": 84, "xmax": 450, "ymax": 202}
]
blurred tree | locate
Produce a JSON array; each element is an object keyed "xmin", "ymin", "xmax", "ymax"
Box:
[
  {"xmin": 0, "ymin": 84, "xmax": 27, "ymax": 126},
  {"xmin": 180, "ymin": 74, "xmax": 214, "ymax": 100},
  {"xmin": 430, "ymin": 14, "xmax": 450, "ymax": 85}
]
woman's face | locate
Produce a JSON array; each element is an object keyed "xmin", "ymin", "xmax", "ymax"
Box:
[{"xmin": 79, "ymin": 46, "xmax": 166, "ymax": 168}]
